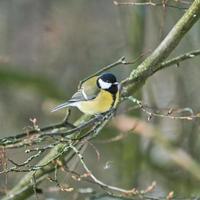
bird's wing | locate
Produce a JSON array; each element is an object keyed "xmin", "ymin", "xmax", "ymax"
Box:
[
  {"xmin": 51, "ymin": 76, "xmax": 99, "ymax": 112},
  {"xmin": 69, "ymin": 76, "xmax": 99, "ymax": 102}
]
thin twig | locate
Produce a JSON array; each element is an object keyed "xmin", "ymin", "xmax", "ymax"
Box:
[
  {"xmin": 78, "ymin": 57, "xmax": 125, "ymax": 88},
  {"xmin": 0, "ymin": 145, "xmax": 70, "ymax": 175},
  {"xmin": 0, "ymin": 120, "xmax": 72, "ymax": 147},
  {"xmin": 32, "ymin": 173, "xmax": 39, "ymax": 200},
  {"xmin": 114, "ymin": 0, "xmax": 189, "ymax": 10},
  {"xmin": 127, "ymin": 96, "xmax": 200, "ymax": 121},
  {"xmin": 0, "ymin": 115, "xmax": 95, "ymax": 147},
  {"xmin": 70, "ymin": 144, "xmax": 138, "ymax": 195},
  {"xmin": 158, "ymin": 49, "xmax": 200, "ymax": 69},
  {"xmin": 8, "ymin": 150, "xmax": 44, "ymax": 167},
  {"xmin": 78, "ymin": 53, "xmax": 146, "ymax": 89}
]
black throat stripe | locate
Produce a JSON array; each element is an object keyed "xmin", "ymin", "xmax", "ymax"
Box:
[
  {"xmin": 105, "ymin": 84, "xmax": 118, "ymax": 108},
  {"xmin": 111, "ymin": 93, "xmax": 116, "ymax": 108}
]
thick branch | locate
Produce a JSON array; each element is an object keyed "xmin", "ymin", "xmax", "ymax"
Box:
[{"xmin": 122, "ymin": 0, "xmax": 200, "ymax": 93}]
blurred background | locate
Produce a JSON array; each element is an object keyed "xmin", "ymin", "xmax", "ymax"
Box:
[{"xmin": 0, "ymin": 0, "xmax": 200, "ymax": 199}]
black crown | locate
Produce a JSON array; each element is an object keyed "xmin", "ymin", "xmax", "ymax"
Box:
[{"xmin": 99, "ymin": 73, "xmax": 117, "ymax": 83}]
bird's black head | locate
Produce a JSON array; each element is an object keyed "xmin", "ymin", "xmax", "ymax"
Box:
[
  {"xmin": 97, "ymin": 73, "xmax": 119, "ymax": 94},
  {"xmin": 100, "ymin": 73, "xmax": 117, "ymax": 84}
]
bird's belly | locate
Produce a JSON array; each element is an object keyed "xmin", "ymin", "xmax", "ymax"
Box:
[{"xmin": 77, "ymin": 91, "xmax": 113, "ymax": 115}]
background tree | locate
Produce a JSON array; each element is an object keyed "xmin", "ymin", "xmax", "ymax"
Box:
[{"xmin": 0, "ymin": 0, "xmax": 200, "ymax": 199}]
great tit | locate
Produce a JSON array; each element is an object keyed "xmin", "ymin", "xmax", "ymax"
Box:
[{"xmin": 52, "ymin": 73, "xmax": 120, "ymax": 115}]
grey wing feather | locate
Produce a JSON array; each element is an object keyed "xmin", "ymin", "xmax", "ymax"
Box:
[
  {"xmin": 69, "ymin": 90, "xmax": 87, "ymax": 102},
  {"xmin": 52, "ymin": 76, "xmax": 99, "ymax": 112},
  {"xmin": 69, "ymin": 89, "xmax": 96, "ymax": 102},
  {"xmin": 51, "ymin": 91, "xmax": 85, "ymax": 112},
  {"xmin": 78, "ymin": 76, "xmax": 100, "ymax": 100},
  {"xmin": 70, "ymin": 76, "xmax": 100, "ymax": 102},
  {"xmin": 51, "ymin": 101, "xmax": 70, "ymax": 112}
]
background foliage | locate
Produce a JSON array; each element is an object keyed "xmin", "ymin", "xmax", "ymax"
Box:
[{"xmin": 0, "ymin": 0, "xmax": 200, "ymax": 199}]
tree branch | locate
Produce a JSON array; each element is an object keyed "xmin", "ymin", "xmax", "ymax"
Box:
[
  {"xmin": 159, "ymin": 49, "xmax": 200, "ymax": 69},
  {"xmin": 122, "ymin": 0, "xmax": 200, "ymax": 93}
]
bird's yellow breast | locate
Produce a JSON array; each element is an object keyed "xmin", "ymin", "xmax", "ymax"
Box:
[{"xmin": 77, "ymin": 90, "xmax": 114, "ymax": 115}]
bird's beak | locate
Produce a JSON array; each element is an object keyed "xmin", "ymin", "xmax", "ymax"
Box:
[{"xmin": 114, "ymin": 82, "xmax": 121, "ymax": 91}]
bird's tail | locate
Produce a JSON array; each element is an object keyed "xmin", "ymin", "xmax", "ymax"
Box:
[{"xmin": 51, "ymin": 102, "xmax": 70, "ymax": 112}]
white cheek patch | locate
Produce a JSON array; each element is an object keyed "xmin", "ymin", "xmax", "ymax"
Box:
[{"xmin": 98, "ymin": 78, "xmax": 112, "ymax": 89}]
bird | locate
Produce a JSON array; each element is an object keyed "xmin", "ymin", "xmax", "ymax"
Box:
[{"xmin": 51, "ymin": 73, "xmax": 120, "ymax": 115}]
